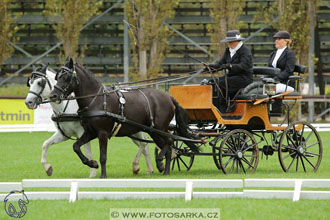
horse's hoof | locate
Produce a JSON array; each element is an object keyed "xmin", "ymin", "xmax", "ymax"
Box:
[
  {"xmin": 100, "ymin": 175, "xmax": 107, "ymax": 179},
  {"xmin": 157, "ymin": 164, "xmax": 165, "ymax": 173},
  {"xmin": 90, "ymin": 160, "xmax": 99, "ymax": 168},
  {"xmin": 163, "ymin": 172, "xmax": 170, "ymax": 176},
  {"xmin": 133, "ymin": 168, "xmax": 140, "ymax": 175},
  {"xmin": 46, "ymin": 166, "xmax": 53, "ymax": 176},
  {"xmin": 146, "ymin": 170, "xmax": 154, "ymax": 174}
]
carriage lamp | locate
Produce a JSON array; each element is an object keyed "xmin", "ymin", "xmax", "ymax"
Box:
[{"xmin": 264, "ymin": 84, "xmax": 276, "ymax": 96}]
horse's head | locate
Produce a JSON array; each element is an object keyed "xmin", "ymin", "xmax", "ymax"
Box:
[
  {"xmin": 50, "ymin": 57, "xmax": 78, "ymax": 102},
  {"xmin": 25, "ymin": 64, "xmax": 54, "ymax": 109}
]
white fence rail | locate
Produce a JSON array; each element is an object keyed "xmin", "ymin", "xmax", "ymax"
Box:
[{"xmin": 1, "ymin": 179, "xmax": 330, "ymax": 202}]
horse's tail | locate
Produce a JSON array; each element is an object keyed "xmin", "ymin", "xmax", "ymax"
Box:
[{"xmin": 171, "ymin": 97, "xmax": 200, "ymax": 152}]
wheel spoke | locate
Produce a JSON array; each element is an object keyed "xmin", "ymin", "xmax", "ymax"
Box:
[
  {"xmin": 282, "ymin": 152, "xmax": 296, "ymax": 160},
  {"xmin": 229, "ymin": 159, "xmax": 235, "ymax": 173},
  {"xmin": 223, "ymin": 156, "xmax": 234, "ymax": 168},
  {"xmin": 302, "ymin": 154, "xmax": 316, "ymax": 169},
  {"xmin": 305, "ymin": 151, "xmax": 320, "ymax": 157},
  {"xmin": 286, "ymin": 134, "xmax": 298, "ymax": 147},
  {"xmin": 242, "ymin": 143, "xmax": 256, "ymax": 153},
  {"xmin": 305, "ymin": 141, "xmax": 319, "ymax": 150},
  {"xmin": 300, "ymin": 124, "xmax": 305, "ymax": 143},
  {"xmin": 178, "ymin": 156, "xmax": 189, "ymax": 169},
  {"xmin": 229, "ymin": 136, "xmax": 237, "ymax": 150},
  {"xmin": 241, "ymin": 157, "xmax": 253, "ymax": 168},
  {"xmin": 305, "ymin": 131, "xmax": 314, "ymax": 142},
  {"xmin": 282, "ymin": 144, "xmax": 296, "ymax": 151},
  {"xmin": 224, "ymin": 143, "xmax": 236, "ymax": 154},
  {"xmin": 287, "ymin": 154, "xmax": 297, "ymax": 170},
  {"xmin": 293, "ymin": 125, "xmax": 299, "ymax": 143},
  {"xmin": 239, "ymin": 160, "xmax": 246, "ymax": 173},
  {"xmin": 177, "ymin": 158, "xmax": 181, "ymax": 171},
  {"xmin": 300, "ymin": 155, "xmax": 306, "ymax": 172},
  {"xmin": 296, "ymin": 155, "xmax": 299, "ymax": 172},
  {"xmin": 171, "ymin": 158, "xmax": 176, "ymax": 171},
  {"xmin": 236, "ymin": 159, "xmax": 239, "ymax": 173}
]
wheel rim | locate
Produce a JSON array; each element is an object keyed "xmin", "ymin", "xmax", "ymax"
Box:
[
  {"xmin": 212, "ymin": 136, "xmax": 222, "ymax": 170},
  {"xmin": 278, "ymin": 122, "xmax": 322, "ymax": 172},
  {"xmin": 219, "ymin": 129, "xmax": 259, "ymax": 174}
]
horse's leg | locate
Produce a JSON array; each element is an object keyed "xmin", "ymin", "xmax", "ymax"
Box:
[
  {"xmin": 82, "ymin": 142, "xmax": 97, "ymax": 178},
  {"xmin": 41, "ymin": 131, "xmax": 68, "ymax": 176},
  {"xmin": 163, "ymin": 141, "xmax": 172, "ymax": 175},
  {"xmin": 131, "ymin": 132, "xmax": 154, "ymax": 174},
  {"xmin": 149, "ymin": 134, "xmax": 171, "ymax": 174},
  {"xmin": 98, "ymin": 131, "xmax": 109, "ymax": 178},
  {"xmin": 73, "ymin": 131, "xmax": 99, "ymax": 169},
  {"xmin": 76, "ymin": 127, "xmax": 97, "ymax": 178}
]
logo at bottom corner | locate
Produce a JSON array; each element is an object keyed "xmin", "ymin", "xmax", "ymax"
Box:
[{"xmin": 4, "ymin": 190, "xmax": 30, "ymax": 218}]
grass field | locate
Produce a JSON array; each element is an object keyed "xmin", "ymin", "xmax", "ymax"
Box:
[{"xmin": 0, "ymin": 131, "xmax": 330, "ymax": 219}]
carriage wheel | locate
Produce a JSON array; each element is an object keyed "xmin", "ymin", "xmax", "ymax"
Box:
[
  {"xmin": 219, "ymin": 129, "xmax": 259, "ymax": 174},
  {"xmin": 278, "ymin": 122, "xmax": 322, "ymax": 172},
  {"xmin": 155, "ymin": 140, "xmax": 195, "ymax": 172},
  {"xmin": 212, "ymin": 136, "xmax": 222, "ymax": 170}
]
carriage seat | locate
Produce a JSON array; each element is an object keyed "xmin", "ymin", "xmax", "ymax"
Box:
[{"xmin": 235, "ymin": 64, "xmax": 305, "ymax": 100}]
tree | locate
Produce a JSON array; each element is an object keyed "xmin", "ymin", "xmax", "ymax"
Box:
[
  {"xmin": 124, "ymin": 0, "xmax": 179, "ymax": 80},
  {"xmin": 44, "ymin": 0, "xmax": 101, "ymax": 61},
  {"xmin": 208, "ymin": 0, "xmax": 244, "ymax": 59},
  {"xmin": 256, "ymin": 0, "xmax": 319, "ymax": 65},
  {"xmin": 0, "ymin": 0, "xmax": 20, "ymax": 74}
]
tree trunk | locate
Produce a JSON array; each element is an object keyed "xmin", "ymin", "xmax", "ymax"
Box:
[
  {"xmin": 148, "ymin": 39, "xmax": 158, "ymax": 78},
  {"xmin": 137, "ymin": 15, "xmax": 147, "ymax": 80},
  {"xmin": 139, "ymin": 49, "xmax": 147, "ymax": 80}
]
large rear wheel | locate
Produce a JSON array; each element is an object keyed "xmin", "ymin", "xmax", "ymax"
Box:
[{"xmin": 278, "ymin": 122, "xmax": 322, "ymax": 172}]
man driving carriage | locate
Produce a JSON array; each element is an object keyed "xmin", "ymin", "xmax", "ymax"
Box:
[{"xmin": 204, "ymin": 30, "xmax": 253, "ymax": 110}]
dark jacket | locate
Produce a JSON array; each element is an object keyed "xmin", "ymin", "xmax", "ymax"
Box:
[
  {"xmin": 213, "ymin": 44, "xmax": 254, "ymax": 81},
  {"xmin": 268, "ymin": 47, "xmax": 296, "ymax": 88}
]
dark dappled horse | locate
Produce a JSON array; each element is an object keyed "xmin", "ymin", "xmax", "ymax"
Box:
[{"xmin": 50, "ymin": 58, "xmax": 196, "ymax": 178}]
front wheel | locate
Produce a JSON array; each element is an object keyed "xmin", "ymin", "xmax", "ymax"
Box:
[
  {"xmin": 278, "ymin": 122, "xmax": 322, "ymax": 172},
  {"xmin": 155, "ymin": 140, "xmax": 195, "ymax": 172},
  {"xmin": 219, "ymin": 129, "xmax": 259, "ymax": 174}
]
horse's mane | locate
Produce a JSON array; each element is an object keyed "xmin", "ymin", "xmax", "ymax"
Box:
[{"xmin": 75, "ymin": 63, "xmax": 102, "ymax": 85}]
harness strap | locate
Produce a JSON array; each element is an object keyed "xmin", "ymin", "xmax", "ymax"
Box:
[
  {"xmin": 51, "ymin": 100, "xmax": 78, "ymax": 140},
  {"xmin": 79, "ymin": 110, "xmax": 204, "ymax": 144},
  {"xmin": 137, "ymin": 89, "xmax": 154, "ymax": 128},
  {"xmin": 78, "ymin": 86, "xmax": 103, "ymax": 113}
]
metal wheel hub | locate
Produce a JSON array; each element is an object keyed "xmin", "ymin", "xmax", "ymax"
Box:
[
  {"xmin": 236, "ymin": 151, "xmax": 243, "ymax": 159},
  {"xmin": 297, "ymin": 146, "xmax": 305, "ymax": 155}
]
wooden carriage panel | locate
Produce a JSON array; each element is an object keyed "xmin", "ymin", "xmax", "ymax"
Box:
[
  {"xmin": 186, "ymin": 109, "xmax": 218, "ymax": 121},
  {"xmin": 170, "ymin": 85, "xmax": 213, "ymax": 109}
]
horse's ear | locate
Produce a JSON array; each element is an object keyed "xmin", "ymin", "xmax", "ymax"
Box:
[
  {"xmin": 65, "ymin": 56, "xmax": 70, "ymax": 62},
  {"xmin": 69, "ymin": 58, "xmax": 74, "ymax": 69},
  {"xmin": 40, "ymin": 64, "xmax": 47, "ymax": 73}
]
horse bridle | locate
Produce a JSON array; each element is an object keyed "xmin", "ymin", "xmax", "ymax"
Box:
[
  {"xmin": 53, "ymin": 65, "xmax": 79, "ymax": 98},
  {"xmin": 27, "ymin": 70, "xmax": 52, "ymax": 104}
]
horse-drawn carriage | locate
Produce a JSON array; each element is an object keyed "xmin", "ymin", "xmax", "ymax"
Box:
[
  {"xmin": 28, "ymin": 57, "xmax": 321, "ymax": 177},
  {"xmin": 167, "ymin": 65, "xmax": 322, "ymax": 174}
]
